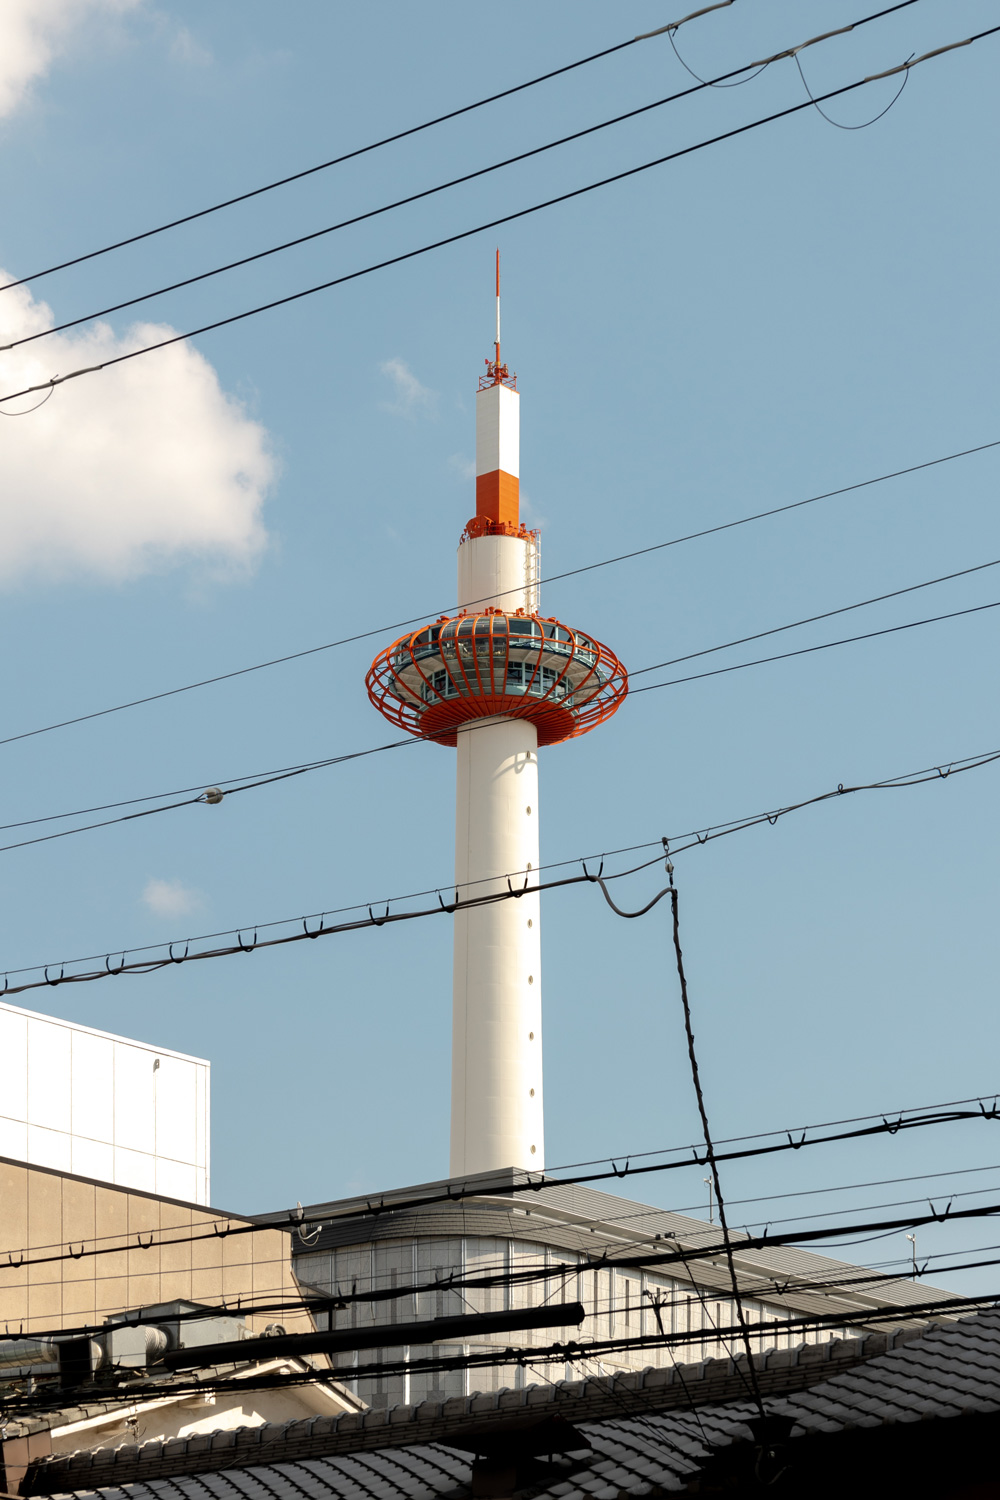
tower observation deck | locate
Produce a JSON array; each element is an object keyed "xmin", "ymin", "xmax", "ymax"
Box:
[{"xmin": 366, "ymin": 255, "xmax": 627, "ymax": 1178}]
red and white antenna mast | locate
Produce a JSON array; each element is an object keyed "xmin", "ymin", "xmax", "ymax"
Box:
[
  {"xmin": 485, "ymin": 248, "xmax": 510, "ymax": 388},
  {"xmin": 495, "ymin": 247, "xmax": 501, "ymax": 372}
]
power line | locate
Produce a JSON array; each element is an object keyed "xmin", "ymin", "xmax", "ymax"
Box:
[
  {"xmin": 0, "ymin": 1242, "xmax": 976, "ymax": 1350},
  {"xmin": 3, "ymin": 23, "xmax": 994, "ymax": 410},
  {"xmin": 644, "ymin": 1159, "xmax": 1000, "ymax": 1223},
  {"xmin": 632, "ymin": 598, "xmax": 1000, "ymax": 694},
  {"xmin": 0, "ymin": 3, "xmax": 923, "ymax": 354},
  {"xmin": 10, "ymin": 1089, "xmax": 999, "ymax": 1263},
  {"xmin": 0, "ymin": 38, "xmax": 641, "ymax": 295},
  {"xmin": 2, "ymin": 1292, "xmax": 993, "ymax": 1419},
  {"xmin": 5, "ymin": 1095, "xmax": 999, "ymax": 1280},
  {"xmin": 11, "ymin": 1225, "xmax": 1000, "ymax": 1356},
  {"xmin": 1, "ymin": 434, "xmax": 995, "ymax": 754},
  {"xmin": 0, "ymin": 2, "xmax": 918, "ymax": 301},
  {"xmin": 665, "ymin": 864, "xmax": 764, "ymax": 1413},
  {"xmin": 4, "ymin": 557, "xmax": 998, "ymax": 856},
  {"xmin": 630, "ymin": 557, "xmax": 1000, "ymax": 678},
  {"xmin": 3, "ymin": 743, "xmax": 997, "ymax": 992}
]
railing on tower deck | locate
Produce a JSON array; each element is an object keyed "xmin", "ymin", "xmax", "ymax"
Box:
[
  {"xmin": 461, "ymin": 518, "xmax": 537, "ymax": 543},
  {"xmin": 479, "ymin": 360, "xmax": 517, "ymax": 392}
]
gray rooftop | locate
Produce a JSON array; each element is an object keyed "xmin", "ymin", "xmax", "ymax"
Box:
[
  {"xmin": 24, "ymin": 1309, "xmax": 1000, "ymax": 1497},
  {"xmin": 261, "ymin": 1170, "xmax": 958, "ymax": 1323}
]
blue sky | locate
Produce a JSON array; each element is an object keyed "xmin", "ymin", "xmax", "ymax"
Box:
[{"xmin": 0, "ymin": 1, "xmax": 997, "ymax": 1293}]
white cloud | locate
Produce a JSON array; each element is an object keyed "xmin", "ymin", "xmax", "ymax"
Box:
[
  {"xmin": 379, "ymin": 357, "xmax": 436, "ymax": 419},
  {"xmin": 0, "ymin": 275, "xmax": 274, "ymax": 585},
  {"xmin": 141, "ymin": 877, "xmax": 203, "ymax": 918},
  {"xmin": 0, "ymin": 0, "xmax": 140, "ymax": 120}
]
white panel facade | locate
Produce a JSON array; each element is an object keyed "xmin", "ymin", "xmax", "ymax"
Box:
[
  {"xmin": 475, "ymin": 383, "xmax": 520, "ymax": 476},
  {"xmin": 0, "ymin": 1000, "xmax": 210, "ymax": 1204}
]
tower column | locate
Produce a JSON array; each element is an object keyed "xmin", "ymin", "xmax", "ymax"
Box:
[
  {"xmin": 451, "ymin": 716, "xmax": 543, "ymax": 1177},
  {"xmin": 365, "ymin": 253, "xmax": 626, "ymax": 1182}
]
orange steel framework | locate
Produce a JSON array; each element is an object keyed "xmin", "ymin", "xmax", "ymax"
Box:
[{"xmin": 366, "ymin": 609, "xmax": 627, "ymax": 747}]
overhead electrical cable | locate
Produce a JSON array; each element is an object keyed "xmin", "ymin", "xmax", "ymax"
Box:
[
  {"xmin": 3, "ymin": 22, "xmax": 995, "ymax": 410},
  {"xmin": 632, "ymin": 598, "xmax": 1000, "ymax": 694},
  {"xmin": 1, "ymin": 434, "xmax": 996, "ymax": 754},
  {"xmin": 8, "ymin": 1093, "xmax": 999, "ymax": 1273},
  {"xmin": 9, "ymin": 1145, "xmax": 1000, "ymax": 1282},
  {"xmin": 0, "ymin": 39, "xmax": 639, "ymax": 294},
  {"xmin": 0, "ymin": 2, "xmax": 923, "ymax": 353},
  {"xmin": 4, "ymin": 1236, "xmax": 984, "ymax": 1353},
  {"xmin": 12, "ymin": 1090, "xmax": 999, "ymax": 1263},
  {"xmin": 3, "ymin": 558, "xmax": 998, "ymax": 852},
  {"xmin": 630, "ymin": 557, "xmax": 1000, "ymax": 678},
  {"xmin": 0, "ymin": 1, "xmax": 918, "ymax": 298},
  {"xmin": 2, "ymin": 1292, "xmax": 996, "ymax": 1419},
  {"xmin": 12, "ymin": 1237, "xmax": 1000, "ymax": 1349},
  {"xmin": 619, "ymin": 1159, "xmax": 1000, "ymax": 1223},
  {"xmin": 3, "ymin": 744, "xmax": 997, "ymax": 992},
  {"xmin": 664, "ymin": 864, "xmax": 765, "ymax": 1413}
]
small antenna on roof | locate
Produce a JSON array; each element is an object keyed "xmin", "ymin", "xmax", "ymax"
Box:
[{"xmin": 494, "ymin": 247, "xmax": 501, "ymax": 370}]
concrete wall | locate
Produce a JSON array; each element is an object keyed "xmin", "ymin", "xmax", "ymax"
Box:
[
  {"xmin": 0, "ymin": 1000, "xmax": 209, "ymax": 1204},
  {"xmin": 0, "ymin": 1158, "xmax": 309, "ymax": 1338}
]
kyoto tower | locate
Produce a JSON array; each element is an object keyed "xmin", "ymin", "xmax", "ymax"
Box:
[{"xmin": 367, "ymin": 256, "xmax": 627, "ymax": 1178}]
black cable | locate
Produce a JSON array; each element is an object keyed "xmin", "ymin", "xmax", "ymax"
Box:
[
  {"xmin": 1, "ymin": 435, "xmax": 995, "ymax": 756},
  {"xmin": 4, "ymin": 557, "xmax": 998, "ymax": 855},
  {"xmin": 0, "ymin": 37, "xmax": 640, "ymax": 295},
  {"xmin": 793, "ymin": 46, "xmax": 910, "ymax": 129},
  {"xmin": 3, "ymin": 744, "xmax": 997, "ymax": 992},
  {"xmin": 630, "ymin": 557, "xmax": 1000, "ymax": 678},
  {"xmin": 12, "ymin": 1233, "xmax": 1000, "ymax": 1353},
  {"xmin": 3, "ymin": 1292, "xmax": 993, "ymax": 1420},
  {"xmin": 665, "ymin": 867, "xmax": 765, "ymax": 1416},
  {"xmin": 11, "ymin": 1088, "xmax": 1000, "ymax": 1266},
  {"xmin": 5, "ymin": 1098, "xmax": 1000, "ymax": 1272},
  {"xmin": 0, "ymin": 3, "xmax": 923, "ymax": 354},
  {"xmin": 636, "ymin": 1158, "xmax": 1000, "ymax": 1223},
  {"xmin": 632, "ymin": 598, "xmax": 1000, "ymax": 695},
  {"xmin": 5, "ymin": 23, "xmax": 996, "ymax": 410}
]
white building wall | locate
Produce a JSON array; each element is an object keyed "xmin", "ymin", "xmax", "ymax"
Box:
[{"xmin": 0, "ymin": 1001, "xmax": 210, "ymax": 1204}]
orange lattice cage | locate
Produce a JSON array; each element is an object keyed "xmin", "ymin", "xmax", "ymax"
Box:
[{"xmin": 365, "ymin": 610, "xmax": 627, "ymax": 747}]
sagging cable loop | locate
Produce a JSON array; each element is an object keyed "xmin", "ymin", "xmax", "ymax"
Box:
[
  {"xmin": 595, "ymin": 876, "xmax": 672, "ymax": 919},
  {"xmin": 795, "ymin": 48, "xmax": 911, "ymax": 129}
]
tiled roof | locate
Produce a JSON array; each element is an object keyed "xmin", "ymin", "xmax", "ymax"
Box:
[
  {"xmin": 34, "ymin": 1309, "xmax": 1000, "ymax": 1497},
  {"xmin": 28, "ymin": 1311, "xmax": 1000, "ymax": 1498}
]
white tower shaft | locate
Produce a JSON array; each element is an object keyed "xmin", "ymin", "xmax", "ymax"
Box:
[{"xmin": 449, "ymin": 374, "xmax": 544, "ymax": 1178}]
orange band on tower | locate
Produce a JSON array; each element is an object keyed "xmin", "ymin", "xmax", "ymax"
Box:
[{"xmin": 476, "ymin": 470, "xmax": 520, "ymax": 527}]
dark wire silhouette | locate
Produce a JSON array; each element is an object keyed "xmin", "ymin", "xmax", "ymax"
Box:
[
  {"xmin": 4, "ymin": 22, "xmax": 997, "ymax": 410},
  {"xmin": 2, "ymin": 741, "xmax": 998, "ymax": 995},
  {"xmin": 0, "ymin": 434, "xmax": 996, "ymax": 755},
  {"xmin": 0, "ymin": 3, "xmax": 921, "ymax": 356}
]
